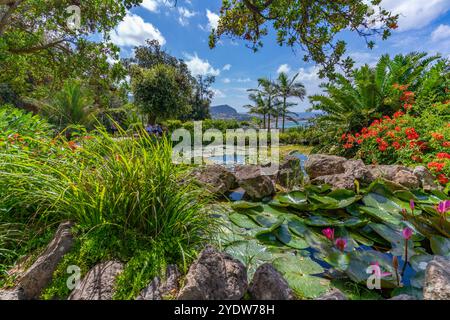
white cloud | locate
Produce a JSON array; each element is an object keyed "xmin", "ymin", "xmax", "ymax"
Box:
[
  {"xmin": 236, "ymin": 78, "xmax": 251, "ymax": 83},
  {"xmin": 277, "ymin": 64, "xmax": 291, "ymax": 74},
  {"xmin": 178, "ymin": 7, "xmax": 197, "ymax": 26},
  {"xmin": 110, "ymin": 13, "xmax": 165, "ymax": 47},
  {"xmin": 223, "ymin": 78, "xmax": 231, "ymax": 83},
  {"xmin": 431, "ymin": 24, "xmax": 450, "ymax": 42},
  {"xmin": 212, "ymin": 88, "xmax": 226, "ymax": 98},
  {"xmin": 141, "ymin": 0, "xmax": 159, "ymax": 12},
  {"xmin": 184, "ymin": 53, "xmax": 221, "ymax": 76},
  {"xmin": 206, "ymin": 9, "xmax": 220, "ymax": 30},
  {"xmin": 380, "ymin": 0, "xmax": 450, "ymax": 31},
  {"xmin": 222, "ymin": 64, "xmax": 232, "ymax": 71}
]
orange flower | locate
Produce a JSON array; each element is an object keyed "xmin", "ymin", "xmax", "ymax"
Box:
[
  {"xmin": 438, "ymin": 174, "xmax": 449, "ymax": 185},
  {"xmin": 431, "ymin": 132, "xmax": 444, "ymax": 140}
]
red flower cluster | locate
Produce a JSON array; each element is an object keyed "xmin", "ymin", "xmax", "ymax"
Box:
[
  {"xmin": 438, "ymin": 174, "xmax": 449, "ymax": 184},
  {"xmin": 428, "ymin": 162, "xmax": 445, "ymax": 172},
  {"xmin": 405, "ymin": 128, "xmax": 420, "ymax": 140},
  {"xmin": 437, "ymin": 152, "xmax": 450, "ymax": 159}
]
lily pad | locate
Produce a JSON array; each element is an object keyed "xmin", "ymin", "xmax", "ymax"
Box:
[
  {"xmin": 229, "ymin": 213, "xmax": 260, "ymax": 229},
  {"xmin": 231, "ymin": 201, "xmax": 262, "ymax": 210},
  {"xmin": 430, "ymin": 235, "xmax": 450, "ymax": 257}
]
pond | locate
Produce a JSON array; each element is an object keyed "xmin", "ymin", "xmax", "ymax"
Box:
[{"xmin": 214, "ymin": 180, "xmax": 449, "ymax": 299}]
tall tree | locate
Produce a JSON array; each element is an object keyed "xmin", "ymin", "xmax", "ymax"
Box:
[
  {"xmin": 209, "ymin": 0, "xmax": 399, "ymax": 78},
  {"xmin": 0, "ymin": 0, "xmax": 135, "ymax": 108},
  {"xmin": 249, "ymin": 78, "xmax": 277, "ymax": 130},
  {"xmin": 243, "ymin": 92, "xmax": 266, "ymax": 128},
  {"xmin": 131, "ymin": 64, "xmax": 192, "ymax": 124},
  {"xmin": 275, "ymin": 72, "xmax": 306, "ymax": 132},
  {"xmin": 188, "ymin": 75, "xmax": 215, "ymax": 121}
]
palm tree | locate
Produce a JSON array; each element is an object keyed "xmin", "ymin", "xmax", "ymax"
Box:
[
  {"xmin": 275, "ymin": 72, "xmax": 306, "ymax": 132},
  {"xmin": 42, "ymin": 80, "xmax": 96, "ymax": 129},
  {"xmin": 248, "ymin": 77, "xmax": 278, "ymax": 130},
  {"xmin": 309, "ymin": 52, "xmax": 441, "ymax": 135},
  {"xmin": 243, "ymin": 92, "xmax": 267, "ymax": 128}
]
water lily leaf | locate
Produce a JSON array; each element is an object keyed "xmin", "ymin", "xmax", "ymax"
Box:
[
  {"xmin": 229, "ymin": 213, "xmax": 260, "ymax": 229},
  {"xmin": 305, "ymin": 184, "xmax": 331, "ymax": 194},
  {"xmin": 391, "ymin": 286, "xmax": 423, "ymax": 299},
  {"xmin": 231, "ymin": 201, "xmax": 262, "ymax": 210},
  {"xmin": 283, "ymin": 273, "xmax": 330, "ymax": 299},
  {"xmin": 244, "ymin": 209, "xmax": 280, "ymax": 228},
  {"xmin": 345, "ymin": 250, "xmax": 396, "ymax": 287},
  {"xmin": 331, "ymin": 279, "xmax": 382, "ymax": 300},
  {"xmin": 343, "ymin": 217, "xmax": 370, "ymax": 228},
  {"xmin": 287, "ymin": 217, "xmax": 309, "ymax": 237},
  {"xmin": 225, "ymin": 240, "xmax": 274, "ymax": 280},
  {"xmin": 303, "ymin": 216, "xmax": 344, "ymax": 227},
  {"xmin": 255, "ymin": 231, "xmax": 285, "ymax": 247},
  {"xmin": 324, "ymin": 251, "xmax": 350, "ymax": 271},
  {"xmin": 349, "ymin": 231, "xmax": 374, "ymax": 247},
  {"xmin": 430, "ymin": 235, "xmax": 450, "ymax": 257},
  {"xmin": 362, "ymin": 192, "xmax": 403, "ymax": 213},
  {"xmin": 272, "ymin": 224, "xmax": 309, "ymax": 249},
  {"xmin": 273, "ymin": 255, "xmax": 324, "ymax": 275},
  {"xmin": 274, "ymin": 191, "xmax": 307, "ymax": 205},
  {"xmin": 359, "ymin": 206, "xmax": 402, "ymax": 225}
]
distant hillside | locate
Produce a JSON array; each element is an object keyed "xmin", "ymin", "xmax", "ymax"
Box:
[{"xmin": 210, "ymin": 105, "xmax": 251, "ymax": 121}]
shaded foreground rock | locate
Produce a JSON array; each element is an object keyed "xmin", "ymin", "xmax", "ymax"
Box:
[
  {"xmin": 235, "ymin": 165, "xmax": 275, "ymax": 200},
  {"xmin": 413, "ymin": 166, "xmax": 440, "ymax": 190},
  {"xmin": 248, "ymin": 264, "xmax": 294, "ymax": 300},
  {"xmin": 177, "ymin": 246, "xmax": 247, "ymax": 300},
  {"xmin": 17, "ymin": 221, "xmax": 74, "ymax": 299},
  {"xmin": 136, "ymin": 265, "xmax": 181, "ymax": 300},
  {"xmin": 69, "ymin": 260, "xmax": 124, "ymax": 300},
  {"xmin": 316, "ymin": 288, "xmax": 347, "ymax": 300},
  {"xmin": 0, "ymin": 288, "xmax": 22, "ymax": 300},
  {"xmin": 423, "ymin": 256, "xmax": 450, "ymax": 300},
  {"xmin": 193, "ymin": 165, "xmax": 237, "ymax": 196}
]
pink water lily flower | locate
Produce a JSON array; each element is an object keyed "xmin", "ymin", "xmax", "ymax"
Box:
[
  {"xmin": 437, "ymin": 200, "xmax": 450, "ymax": 215},
  {"xmin": 410, "ymin": 199, "xmax": 415, "ymax": 213},
  {"xmin": 402, "ymin": 227, "xmax": 413, "ymax": 240},
  {"xmin": 322, "ymin": 228, "xmax": 335, "ymax": 241},
  {"xmin": 335, "ymin": 238, "xmax": 347, "ymax": 252}
]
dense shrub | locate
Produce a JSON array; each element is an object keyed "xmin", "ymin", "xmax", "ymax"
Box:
[{"xmin": 340, "ymin": 101, "xmax": 450, "ymax": 190}]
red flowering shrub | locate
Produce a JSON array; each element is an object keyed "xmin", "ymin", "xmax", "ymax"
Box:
[{"xmin": 339, "ymin": 98, "xmax": 450, "ymax": 189}]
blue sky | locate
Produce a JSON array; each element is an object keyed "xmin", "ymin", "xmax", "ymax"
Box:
[{"xmin": 110, "ymin": 0, "xmax": 450, "ymax": 113}]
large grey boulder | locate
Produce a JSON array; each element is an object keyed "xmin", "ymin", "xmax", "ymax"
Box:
[
  {"xmin": 343, "ymin": 160, "xmax": 374, "ymax": 184},
  {"xmin": 193, "ymin": 165, "xmax": 237, "ymax": 196},
  {"xmin": 413, "ymin": 166, "xmax": 440, "ymax": 191},
  {"xmin": 69, "ymin": 260, "xmax": 124, "ymax": 300},
  {"xmin": 177, "ymin": 246, "xmax": 247, "ymax": 300},
  {"xmin": 367, "ymin": 165, "xmax": 410, "ymax": 181},
  {"xmin": 393, "ymin": 170, "xmax": 420, "ymax": 189},
  {"xmin": 136, "ymin": 265, "xmax": 180, "ymax": 300},
  {"xmin": 17, "ymin": 221, "xmax": 74, "ymax": 299},
  {"xmin": 316, "ymin": 288, "xmax": 348, "ymax": 300},
  {"xmin": 235, "ymin": 165, "xmax": 275, "ymax": 200},
  {"xmin": 311, "ymin": 174, "xmax": 355, "ymax": 190},
  {"xmin": 248, "ymin": 264, "xmax": 294, "ymax": 300},
  {"xmin": 305, "ymin": 154, "xmax": 347, "ymax": 180},
  {"xmin": 423, "ymin": 256, "xmax": 450, "ymax": 300},
  {"xmin": 276, "ymin": 156, "xmax": 303, "ymax": 190}
]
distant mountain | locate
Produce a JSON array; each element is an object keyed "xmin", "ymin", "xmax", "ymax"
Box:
[
  {"xmin": 210, "ymin": 105, "xmax": 321, "ymax": 121},
  {"xmin": 210, "ymin": 105, "xmax": 251, "ymax": 121}
]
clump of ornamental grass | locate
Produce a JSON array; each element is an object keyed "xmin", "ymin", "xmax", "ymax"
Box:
[{"xmin": 1, "ymin": 127, "xmax": 215, "ymax": 298}]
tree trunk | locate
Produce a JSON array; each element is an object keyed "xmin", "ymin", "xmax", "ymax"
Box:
[
  {"xmin": 263, "ymin": 113, "xmax": 266, "ymax": 129},
  {"xmin": 282, "ymin": 97, "xmax": 286, "ymax": 133}
]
